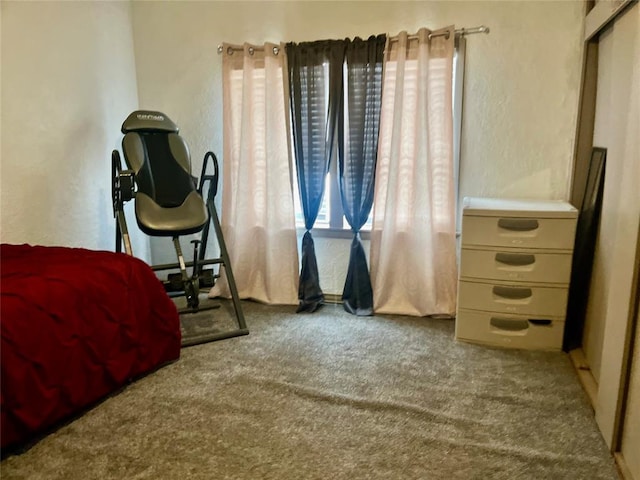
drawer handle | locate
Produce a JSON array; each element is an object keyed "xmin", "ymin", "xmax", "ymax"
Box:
[
  {"xmin": 497, "ymin": 218, "xmax": 539, "ymax": 231},
  {"xmin": 495, "ymin": 253, "xmax": 535, "ymax": 266},
  {"xmin": 528, "ymin": 319, "xmax": 553, "ymax": 327},
  {"xmin": 492, "ymin": 286, "xmax": 532, "ymax": 299},
  {"xmin": 490, "ymin": 317, "xmax": 529, "ymax": 331}
]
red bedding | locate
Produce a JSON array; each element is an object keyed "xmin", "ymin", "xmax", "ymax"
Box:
[{"xmin": 1, "ymin": 244, "xmax": 181, "ymax": 449}]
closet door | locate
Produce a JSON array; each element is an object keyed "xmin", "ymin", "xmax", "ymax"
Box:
[{"xmin": 587, "ymin": 2, "xmax": 640, "ymax": 471}]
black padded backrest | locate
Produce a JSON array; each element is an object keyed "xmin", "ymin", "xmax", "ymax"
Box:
[
  {"xmin": 121, "ymin": 110, "xmax": 179, "ymax": 134},
  {"xmin": 121, "ymin": 111, "xmax": 196, "ymax": 208}
]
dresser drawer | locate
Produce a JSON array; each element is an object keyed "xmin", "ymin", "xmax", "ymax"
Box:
[
  {"xmin": 455, "ymin": 309, "xmax": 564, "ymax": 350},
  {"xmin": 461, "ymin": 215, "xmax": 576, "ymax": 250},
  {"xmin": 458, "ymin": 280, "xmax": 569, "ymax": 317},
  {"xmin": 459, "ymin": 248, "xmax": 573, "ymax": 284}
]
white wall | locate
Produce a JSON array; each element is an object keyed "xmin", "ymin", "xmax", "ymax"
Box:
[
  {"xmin": 1, "ymin": 1, "xmax": 585, "ymax": 295},
  {"xmin": 1, "ymin": 1, "xmax": 148, "ymax": 259},
  {"xmin": 130, "ymin": 0, "xmax": 584, "ymax": 293}
]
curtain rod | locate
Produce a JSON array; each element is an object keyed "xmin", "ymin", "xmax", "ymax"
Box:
[
  {"xmin": 393, "ymin": 25, "xmax": 490, "ymax": 42},
  {"xmin": 217, "ymin": 25, "xmax": 490, "ymax": 55},
  {"xmin": 217, "ymin": 44, "xmax": 280, "ymax": 56},
  {"xmin": 436, "ymin": 25, "xmax": 490, "ymax": 38}
]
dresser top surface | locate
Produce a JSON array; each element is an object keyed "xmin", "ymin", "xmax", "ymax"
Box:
[{"xmin": 463, "ymin": 197, "xmax": 578, "ymax": 218}]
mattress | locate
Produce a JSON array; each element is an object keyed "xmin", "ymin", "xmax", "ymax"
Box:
[{"xmin": 1, "ymin": 244, "xmax": 181, "ymax": 449}]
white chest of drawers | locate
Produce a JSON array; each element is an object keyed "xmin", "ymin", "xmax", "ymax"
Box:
[{"xmin": 455, "ymin": 197, "xmax": 578, "ymax": 350}]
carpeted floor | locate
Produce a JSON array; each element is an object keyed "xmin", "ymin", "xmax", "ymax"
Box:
[{"xmin": 1, "ymin": 301, "xmax": 619, "ymax": 479}]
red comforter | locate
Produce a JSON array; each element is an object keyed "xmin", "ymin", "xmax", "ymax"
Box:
[{"xmin": 1, "ymin": 244, "xmax": 181, "ymax": 449}]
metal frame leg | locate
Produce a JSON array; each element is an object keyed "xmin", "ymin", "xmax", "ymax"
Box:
[
  {"xmin": 207, "ymin": 197, "xmax": 248, "ymax": 332},
  {"xmin": 172, "ymin": 236, "xmax": 199, "ymax": 310}
]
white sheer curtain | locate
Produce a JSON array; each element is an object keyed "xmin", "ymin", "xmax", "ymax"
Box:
[
  {"xmin": 213, "ymin": 43, "xmax": 299, "ymax": 305},
  {"xmin": 370, "ymin": 27, "xmax": 457, "ymax": 316}
]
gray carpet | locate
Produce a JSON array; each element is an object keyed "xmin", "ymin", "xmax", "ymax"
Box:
[{"xmin": 1, "ymin": 301, "xmax": 619, "ymax": 479}]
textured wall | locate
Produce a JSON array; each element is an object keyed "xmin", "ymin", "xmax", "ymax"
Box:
[
  {"xmin": 1, "ymin": 2, "xmax": 148, "ymax": 259},
  {"xmin": 0, "ymin": 2, "xmax": 586, "ymax": 296},
  {"xmin": 312, "ymin": 236, "xmax": 371, "ymax": 296},
  {"xmin": 131, "ymin": 1, "xmax": 584, "ymax": 293}
]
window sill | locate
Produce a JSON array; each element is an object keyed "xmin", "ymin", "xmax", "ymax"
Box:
[{"xmin": 296, "ymin": 227, "xmax": 371, "ymax": 241}]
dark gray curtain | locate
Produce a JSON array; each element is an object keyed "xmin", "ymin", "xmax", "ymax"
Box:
[
  {"xmin": 338, "ymin": 35, "xmax": 386, "ymax": 316},
  {"xmin": 286, "ymin": 40, "xmax": 346, "ymax": 312}
]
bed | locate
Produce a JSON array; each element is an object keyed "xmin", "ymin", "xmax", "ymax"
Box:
[{"xmin": 1, "ymin": 243, "xmax": 181, "ymax": 450}]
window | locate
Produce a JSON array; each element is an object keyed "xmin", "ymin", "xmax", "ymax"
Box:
[
  {"xmin": 291, "ymin": 40, "xmax": 465, "ymax": 236},
  {"xmin": 292, "ymin": 158, "xmax": 373, "ymax": 233}
]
